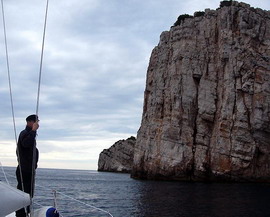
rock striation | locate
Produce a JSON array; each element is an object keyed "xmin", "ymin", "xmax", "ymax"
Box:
[
  {"xmin": 132, "ymin": 1, "xmax": 270, "ymax": 182},
  {"xmin": 98, "ymin": 137, "xmax": 136, "ymax": 173}
]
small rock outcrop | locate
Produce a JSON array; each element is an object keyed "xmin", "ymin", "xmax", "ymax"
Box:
[
  {"xmin": 98, "ymin": 137, "xmax": 136, "ymax": 173},
  {"xmin": 132, "ymin": 1, "xmax": 270, "ymax": 182}
]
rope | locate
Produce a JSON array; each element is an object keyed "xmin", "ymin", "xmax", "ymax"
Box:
[
  {"xmin": 36, "ymin": 0, "xmax": 49, "ymax": 117},
  {"xmin": 1, "ymin": 0, "xmax": 49, "ymax": 215},
  {"xmin": 0, "ymin": 0, "xmax": 26, "ymax": 195},
  {"xmin": 0, "ymin": 2, "xmax": 112, "ymax": 217},
  {"xmin": 31, "ymin": 0, "xmax": 50, "ymax": 215},
  {"xmin": 0, "ymin": 162, "xmax": 10, "ymax": 185},
  {"xmin": 0, "ymin": 0, "xmax": 17, "ymax": 147},
  {"xmin": 35, "ymin": 183, "xmax": 114, "ymax": 216},
  {"xmin": 55, "ymin": 191, "xmax": 114, "ymax": 217},
  {"xmin": 1, "ymin": 1, "xmax": 29, "ymax": 215}
]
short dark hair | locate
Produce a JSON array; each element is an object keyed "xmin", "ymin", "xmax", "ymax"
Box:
[{"xmin": 26, "ymin": 114, "xmax": 39, "ymax": 122}]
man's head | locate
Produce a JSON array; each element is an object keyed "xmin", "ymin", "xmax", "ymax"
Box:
[
  {"xmin": 26, "ymin": 114, "xmax": 39, "ymax": 122},
  {"xmin": 26, "ymin": 114, "xmax": 39, "ymax": 129}
]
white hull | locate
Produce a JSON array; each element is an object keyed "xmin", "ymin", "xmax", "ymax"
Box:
[
  {"xmin": 0, "ymin": 182, "xmax": 57, "ymax": 217},
  {"xmin": 5, "ymin": 206, "xmax": 56, "ymax": 217},
  {"xmin": 6, "ymin": 213, "xmax": 15, "ymax": 217},
  {"xmin": 0, "ymin": 181, "xmax": 30, "ymax": 217}
]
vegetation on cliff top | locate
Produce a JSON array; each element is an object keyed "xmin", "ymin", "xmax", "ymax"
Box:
[
  {"xmin": 173, "ymin": 1, "xmax": 234, "ymax": 26},
  {"xmin": 220, "ymin": 0, "xmax": 233, "ymax": 8},
  {"xmin": 173, "ymin": 11, "xmax": 206, "ymax": 26}
]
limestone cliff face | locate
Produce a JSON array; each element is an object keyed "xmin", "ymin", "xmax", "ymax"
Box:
[
  {"xmin": 98, "ymin": 137, "xmax": 136, "ymax": 173},
  {"xmin": 132, "ymin": 2, "xmax": 270, "ymax": 181}
]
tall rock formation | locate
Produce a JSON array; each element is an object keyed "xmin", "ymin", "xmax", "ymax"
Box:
[
  {"xmin": 132, "ymin": 1, "xmax": 270, "ymax": 181},
  {"xmin": 98, "ymin": 137, "xmax": 136, "ymax": 173}
]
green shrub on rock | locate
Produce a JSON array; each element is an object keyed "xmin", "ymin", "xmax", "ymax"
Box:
[{"xmin": 174, "ymin": 14, "xmax": 193, "ymax": 26}]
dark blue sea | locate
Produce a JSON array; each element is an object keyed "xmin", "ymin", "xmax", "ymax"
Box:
[{"xmin": 1, "ymin": 167, "xmax": 270, "ymax": 217}]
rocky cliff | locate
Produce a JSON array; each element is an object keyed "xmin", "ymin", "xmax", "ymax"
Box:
[
  {"xmin": 98, "ymin": 137, "xmax": 136, "ymax": 173},
  {"xmin": 132, "ymin": 1, "xmax": 270, "ymax": 182}
]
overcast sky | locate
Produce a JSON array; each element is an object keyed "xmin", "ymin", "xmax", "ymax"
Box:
[{"xmin": 0, "ymin": 0, "xmax": 269, "ymax": 170}]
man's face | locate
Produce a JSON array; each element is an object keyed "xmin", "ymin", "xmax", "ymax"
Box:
[
  {"xmin": 27, "ymin": 120, "xmax": 39, "ymax": 127},
  {"xmin": 27, "ymin": 121, "xmax": 35, "ymax": 128}
]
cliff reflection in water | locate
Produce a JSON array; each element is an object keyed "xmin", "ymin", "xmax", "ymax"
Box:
[
  {"xmin": 2, "ymin": 167, "xmax": 270, "ymax": 217},
  {"xmin": 134, "ymin": 180, "xmax": 270, "ymax": 217}
]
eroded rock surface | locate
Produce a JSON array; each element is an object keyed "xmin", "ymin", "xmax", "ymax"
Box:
[
  {"xmin": 132, "ymin": 1, "xmax": 270, "ymax": 181},
  {"xmin": 98, "ymin": 137, "xmax": 136, "ymax": 173}
]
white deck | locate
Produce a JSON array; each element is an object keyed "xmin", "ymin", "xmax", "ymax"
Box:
[{"xmin": 0, "ymin": 182, "xmax": 30, "ymax": 217}]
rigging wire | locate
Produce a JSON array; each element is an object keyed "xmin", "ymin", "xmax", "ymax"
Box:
[
  {"xmin": 0, "ymin": 2, "xmax": 113, "ymax": 217},
  {"xmin": 30, "ymin": 0, "xmax": 50, "ymax": 215},
  {"xmin": 0, "ymin": 0, "xmax": 26, "ymax": 195},
  {"xmin": 36, "ymin": 0, "xmax": 49, "ymax": 117},
  {"xmin": 35, "ymin": 183, "xmax": 114, "ymax": 217},
  {"xmin": 0, "ymin": 168, "xmax": 44, "ymax": 208},
  {"xmin": 3, "ymin": 171, "xmax": 114, "ymax": 217},
  {"xmin": 55, "ymin": 191, "xmax": 114, "ymax": 217},
  {"xmin": 1, "ymin": 2, "xmax": 28, "ymax": 215},
  {"xmin": 0, "ymin": 162, "xmax": 10, "ymax": 185},
  {"xmin": 1, "ymin": 0, "xmax": 50, "ymax": 215}
]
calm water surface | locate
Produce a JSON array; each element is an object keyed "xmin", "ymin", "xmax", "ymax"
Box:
[{"xmin": 1, "ymin": 167, "xmax": 270, "ymax": 217}]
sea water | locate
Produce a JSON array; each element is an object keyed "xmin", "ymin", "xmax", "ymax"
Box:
[{"xmin": 1, "ymin": 167, "xmax": 270, "ymax": 217}]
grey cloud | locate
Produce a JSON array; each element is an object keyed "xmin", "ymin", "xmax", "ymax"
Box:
[{"xmin": 1, "ymin": 0, "xmax": 269, "ymax": 169}]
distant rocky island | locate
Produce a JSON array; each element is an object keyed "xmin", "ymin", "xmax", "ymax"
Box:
[
  {"xmin": 98, "ymin": 137, "xmax": 135, "ymax": 173},
  {"xmin": 98, "ymin": 1, "xmax": 270, "ymax": 182}
]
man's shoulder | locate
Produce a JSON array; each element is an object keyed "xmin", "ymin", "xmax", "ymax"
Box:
[
  {"xmin": 19, "ymin": 129, "xmax": 29, "ymax": 139},
  {"xmin": 19, "ymin": 129, "xmax": 28, "ymax": 135},
  {"xmin": 19, "ymin": 128, "xmax": 36, "ymax": 140}
]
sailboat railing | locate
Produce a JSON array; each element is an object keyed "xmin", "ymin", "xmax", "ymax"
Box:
[{"xmin": 0, "ymin": 167, "xmax": 114, "ymax": 217}]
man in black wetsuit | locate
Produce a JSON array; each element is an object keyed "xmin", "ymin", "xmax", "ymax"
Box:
[{"xmin": 16, "ymin": 114, "xmax": 39, "ymax": 217}]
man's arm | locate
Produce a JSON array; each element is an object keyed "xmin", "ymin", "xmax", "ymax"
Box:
[
  {"xmin": 21, "ymin": 122, "xmax": 39, "ymax": 148},
  {"xmin": 21, "ymin": 131, "xmax": 37, "ymax": 148}
]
